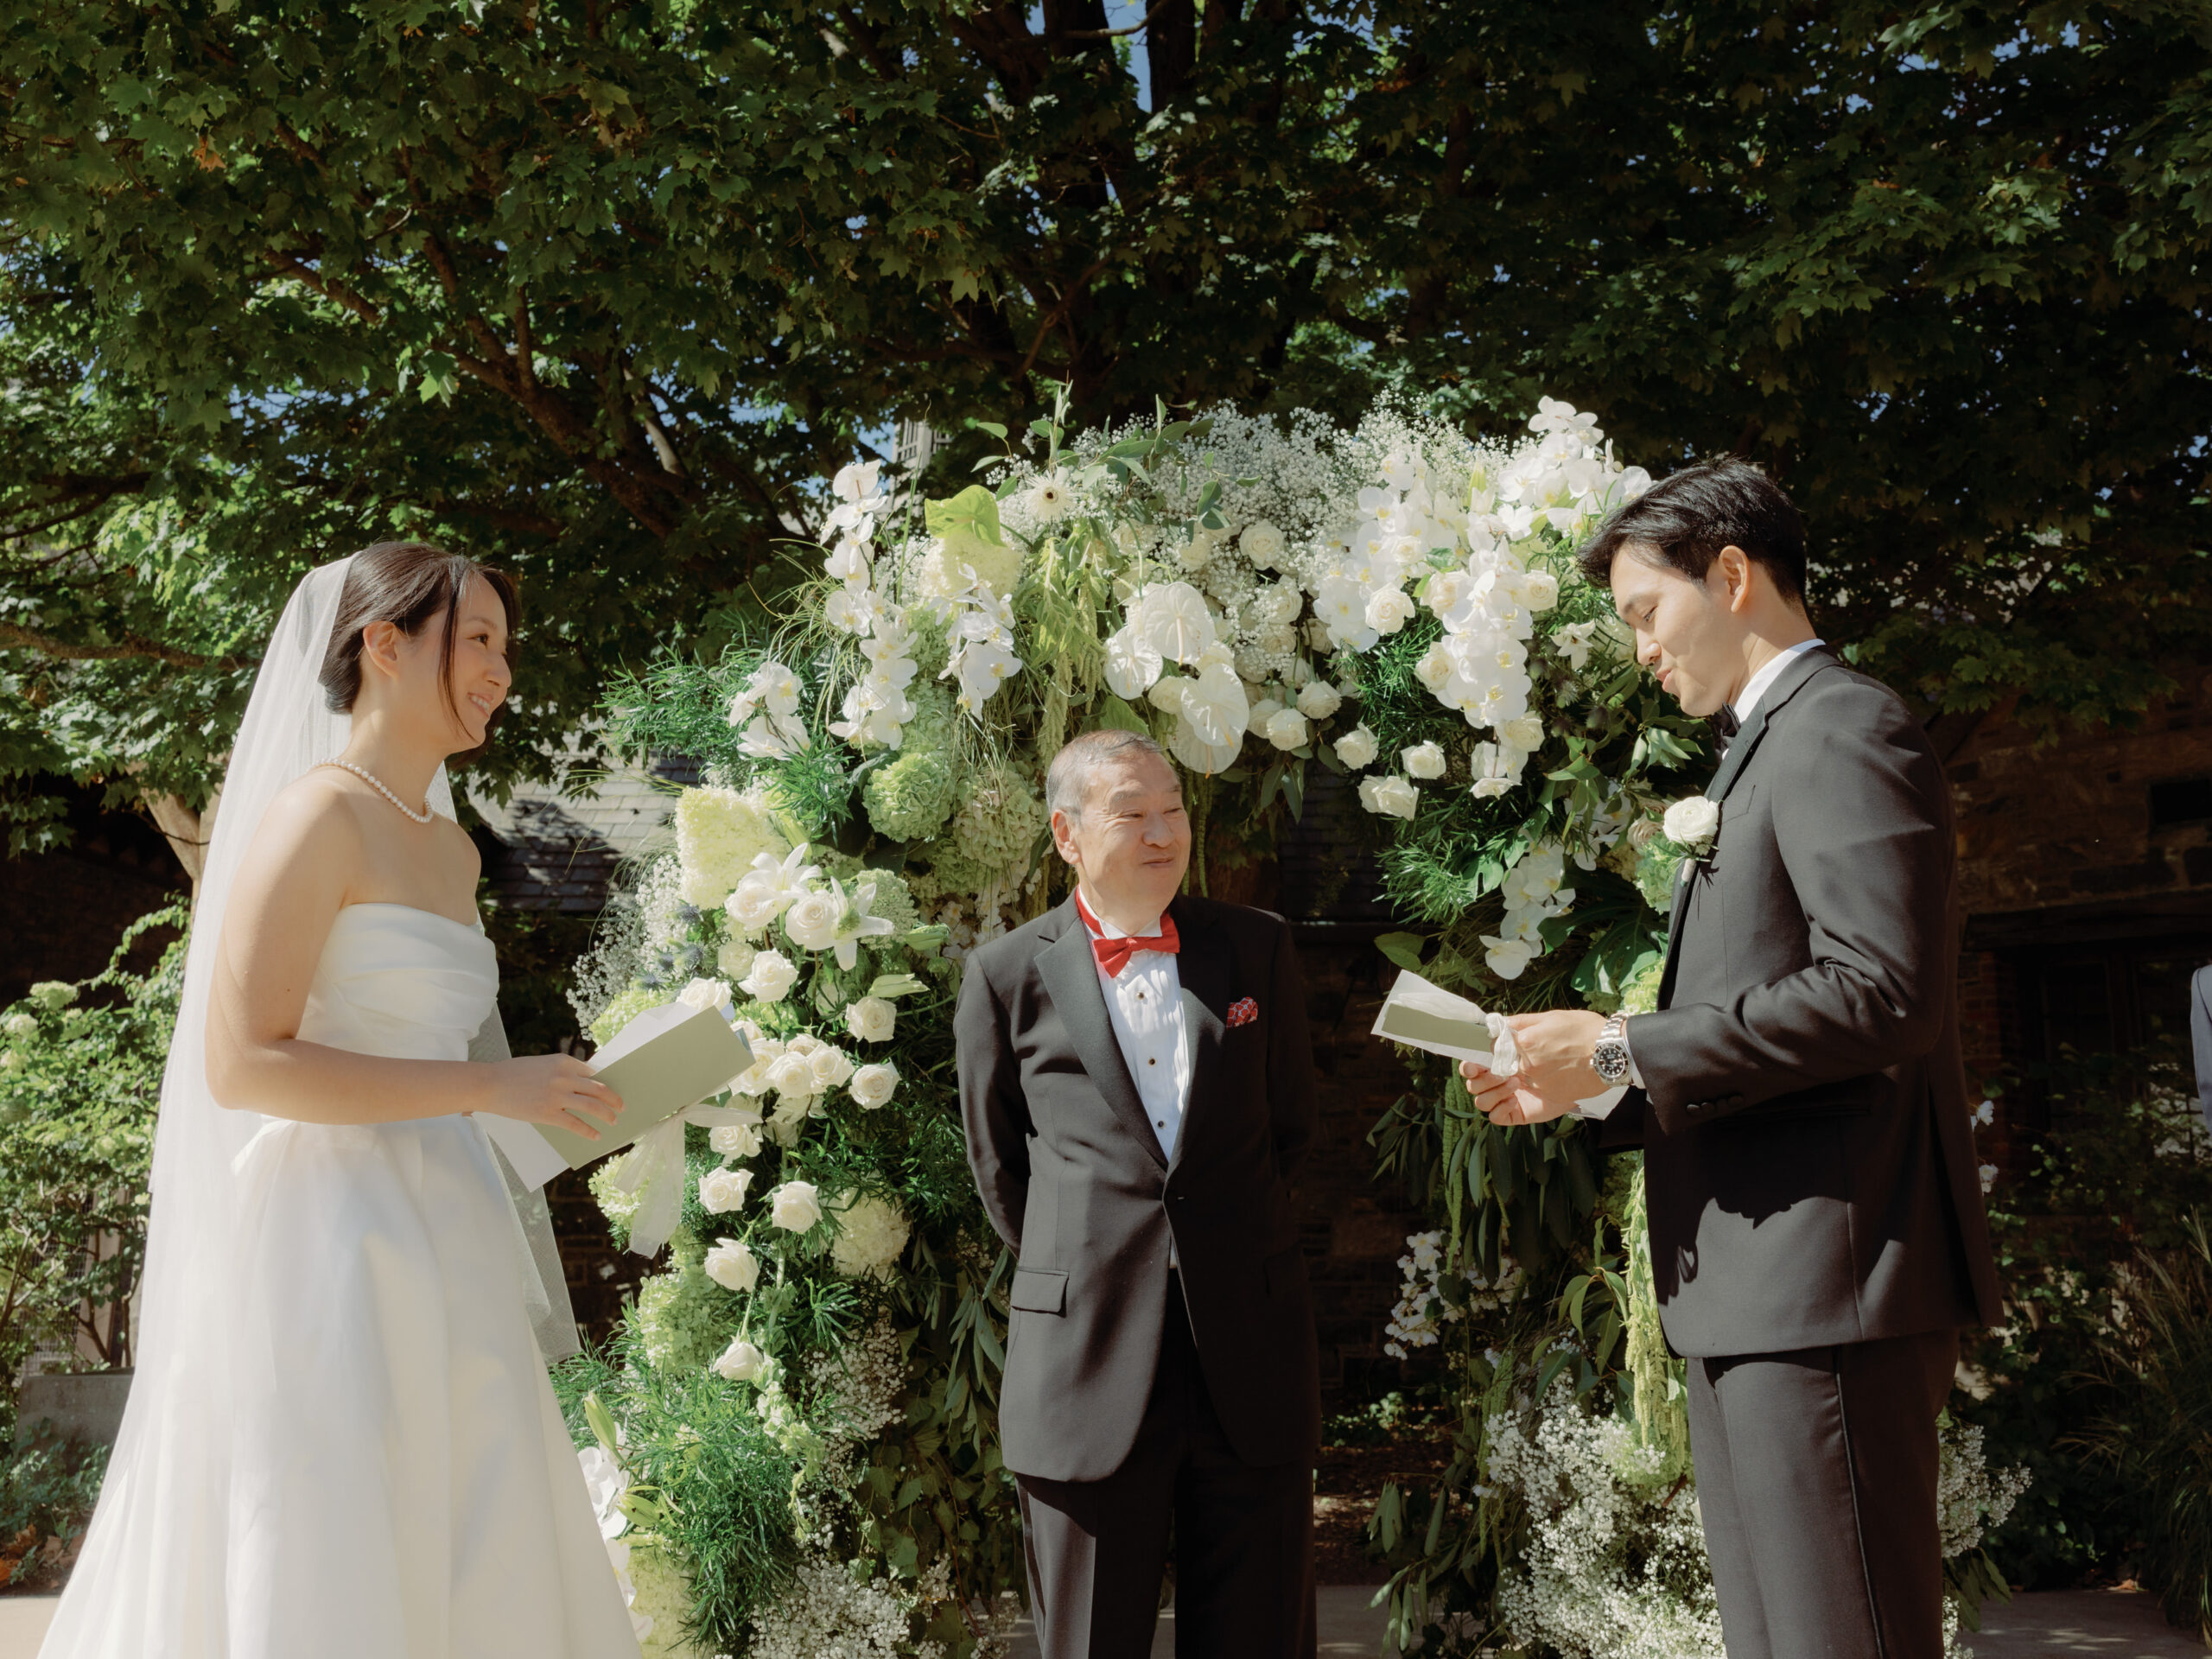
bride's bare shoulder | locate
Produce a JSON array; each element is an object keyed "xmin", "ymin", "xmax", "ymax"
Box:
[{"xmin": 253, "ymin": 768, "xmax": 372, "ymax": 855}]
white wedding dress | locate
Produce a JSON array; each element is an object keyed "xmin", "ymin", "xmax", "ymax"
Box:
[{"xmin": 41, "ymin": 904, "xmax": 639, "ymax": 1659}]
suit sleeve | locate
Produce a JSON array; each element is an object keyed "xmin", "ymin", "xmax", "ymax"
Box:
[
  {"xmin": 1266, "ymin": 916, "xmax": 1320, "ymax": 1182},
  {"xmin": 955, "ymin": 951, "xmax": 1031, "ymax": 1254},
  {"xmin": 1627, "ymin": 682, "xmax": 1952, "ymax": 1135}
]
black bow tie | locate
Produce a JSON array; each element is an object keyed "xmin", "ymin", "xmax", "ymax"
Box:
[{"xmin": 1711, "ymin": 706, "xmax": 1741, "ymax": 753}]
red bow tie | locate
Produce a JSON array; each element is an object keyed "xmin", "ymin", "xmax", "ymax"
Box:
[{"xmin": 1075, "ymin": 890, "xmax": 1180, "ymax": 977}]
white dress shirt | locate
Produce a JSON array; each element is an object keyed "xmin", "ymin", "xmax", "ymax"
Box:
[
  {"xmin": 1732, "ymin": 637, "xmax": 1826, "ymax": 727},
  {"xmin": 1083, "ymin": 899, "xmax": 1193, "ymax": 1161}
]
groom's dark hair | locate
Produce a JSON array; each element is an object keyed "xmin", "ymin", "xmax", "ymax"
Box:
[{"xmin": 1578, "ymin": 458, "xmax": 1808, "ymax": 609}]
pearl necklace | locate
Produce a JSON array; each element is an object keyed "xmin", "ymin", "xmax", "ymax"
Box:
[{"xmin": 321, "ymin": 760, "xmax": 435, "ymax": 824}]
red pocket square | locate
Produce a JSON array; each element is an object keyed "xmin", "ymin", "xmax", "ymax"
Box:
[{"xmin": 1226, "ymin": 996, "xmax": 1258, "ymax": 1027}]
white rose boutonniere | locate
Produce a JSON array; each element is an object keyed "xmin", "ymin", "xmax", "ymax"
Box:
[
  {"xmin": 1662, "ymin": 794, "xmax": 1722, "ymax": 855},
  {"xmin": 770, "ymin": 1180, "xmax": 823, "ymax": 1233}
]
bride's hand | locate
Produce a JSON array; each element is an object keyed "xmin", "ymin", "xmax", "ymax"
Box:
[{"xmin": 480, "ymin": 1055, "xmax": 624, "ymax": 1140}]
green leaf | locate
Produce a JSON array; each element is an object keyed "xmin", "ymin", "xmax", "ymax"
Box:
[
  {"xmin": 1091, "ymin": 696, "xmax": 1150, "ymax": 737},
  {"xmin": 1375, "ymin": 931, "xmax": 1427, "ymax": 972}
]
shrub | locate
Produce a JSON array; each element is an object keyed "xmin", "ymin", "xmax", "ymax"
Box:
[{"xmin": 0, "ymin": 903, "xmax": 184, "ymax": 1429}]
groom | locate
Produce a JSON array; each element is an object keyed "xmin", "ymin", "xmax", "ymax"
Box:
[
  {"xmin": 1461, "ymin": 460, "xmax": 2002, "ymax": 1659},
  {"xmin": 957, "ymin": 728, "xmax": 1321, "ymax": 1659}
]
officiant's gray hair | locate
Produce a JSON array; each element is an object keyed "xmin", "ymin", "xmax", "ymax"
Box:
[{"xmin": 1046, "ymin": 729, "xmax": 1176, "ymax": 822}]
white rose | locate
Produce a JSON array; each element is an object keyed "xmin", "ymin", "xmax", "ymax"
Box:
[
  {"xmin": 1263, "ymin": 708, "xmax": 1309, "ymax": 750},
  {"xmin": 1402, "ymin": 741, "xmax": 1446, "ymax": 779},
  {"xmin": 1518, "ymin": 569, "xmax": 1560, "ymax": 613},
  {"xmin": 703, "ymin": 1237, "xmax": 760, "ymax": 1293},
  {"xmin": 809, "ymin": 1045, "xmax": 856, "ymax": 1091},
  {"xmin": 1295, "ymin": 681, "xmax": 1341, "ymax": 720},
  {"xmin": 1363, "ymin": 588, "xmax": 1416, "ymax": 634},
  {"xmin": 676, "ymin": 977, "xmax": 734, "ymax": 1017},
  {"xmin": 1662, "ymin": 795, "xmax": 1722, "ymax": 850},
  {"xmin": 698, "ymin": 1166, "xmax": 753, "ymax": 1215},
  {"xmin": 711, "ymin": 1338, "xmax": 770, "ymax": 1383},
  {"xmin": 1358, "ymin": 775, "xmax": 1420, "ymax": 820},
  {"xmin": 1334, "ymin": 725, "xmax": 1380, "ymax": 768},
  {"xmin": 844, "ymin": 996, "xmax": 896, "ymax": 1043},
  {"xmin": 1245, "ymin": 696, "xmax": 1283, "ymax": 736},
  {"xmin": 849, "ymin": 1063, "xmax": 899, "ymax": 1109},
  {"xmin": 770, "ymin": 1181, "xmax": 823, "ymax": 1232},
  {"xmin": 782, "ymin": 888, "xmax": 842, "ymax": 953},
  {"xmin": 767, "ymin": 1052, "xmax": 817, "ymax": 1098},
  {"xmin": 741, "ymin": 950, "xmax": 799, "ymax": 1004},
  {"xmin": 1425, "ymin": 569, "xmax": 1470, "ymax": 615},
  {"xmin": 709, "ymin": 1120, "xmax": 762, "ymax": 1160},
  {"xmin": 715, "ymin": 938, "xmax": 759, "ymax": 981},
  {"xmin": 1240, "ymin": 520, "xmax": 1286, "ymax": 568},
  {"xmin": 724, "ymin": 880, "xmax": 787, "ymax": 934},
  {"xmin": 1498, "ymin": 714, "xmax": 1546, "ymax": 752}
]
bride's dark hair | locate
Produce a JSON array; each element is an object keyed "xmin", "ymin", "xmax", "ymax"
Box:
[{"xmin": 319, "ymin": 540, "xmax": 520, "ymax": 763}]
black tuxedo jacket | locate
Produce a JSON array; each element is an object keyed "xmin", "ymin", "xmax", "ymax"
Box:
[
  {"xmin": 956, "ymin": 893, "xmax": 1321, "ymax": 1483},
  {"xmin": 1604, "ymin": 647, "xmax": 2004, "ymax": 1357}
]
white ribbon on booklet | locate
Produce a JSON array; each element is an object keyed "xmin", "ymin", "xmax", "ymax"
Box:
[{"xmin": 614, "ymin": 1101, "xmax": 763, "ymax": 1259}]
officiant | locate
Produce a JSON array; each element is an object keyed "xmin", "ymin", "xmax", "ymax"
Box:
[{"xmin": 955, "ymin": 729, "xmax": 1323, "ymax": 1659}]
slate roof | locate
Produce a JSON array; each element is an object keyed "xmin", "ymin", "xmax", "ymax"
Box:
[{"xmin": 469, "ymin": 755, "xmax": 700, "ymax": 912}]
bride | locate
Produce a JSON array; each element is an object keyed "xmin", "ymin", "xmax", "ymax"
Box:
[{"xmin": 41, "ymin": 545, "xmax": 643, "ymax": 1658}]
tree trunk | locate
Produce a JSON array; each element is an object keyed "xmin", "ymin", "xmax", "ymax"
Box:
[{"xmin": 146, "ymin": 789, "xmax": 219, "ymax": 894}]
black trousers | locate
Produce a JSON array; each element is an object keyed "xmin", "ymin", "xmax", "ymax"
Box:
[
  {"xmin": 1014, "ymin": 1274, "xmax": 1316, "ymax": 1659},
  {"xmin": 1686, "ymin": 1327, "xmax": 1959, "ymax": 1659}
]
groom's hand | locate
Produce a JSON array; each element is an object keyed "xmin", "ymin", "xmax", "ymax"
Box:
[{"xmin": 1458, "ymin": 1009, "xmax": 1609, "ymax": 1127}]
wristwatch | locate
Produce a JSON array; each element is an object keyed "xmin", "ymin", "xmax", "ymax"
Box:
[{"xmin": 1592, "ymin": 1013, "xmax": 1633, "ymax": 1086}]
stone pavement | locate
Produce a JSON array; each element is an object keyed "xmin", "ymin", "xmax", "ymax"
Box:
[
  {"xmin": 2, "ymin": 1582, "xmax": 2202, "ymax": 1656},
  {"xmin": 998, "ymin": 1584, "xmax": 2209, "ymax": 1657}
]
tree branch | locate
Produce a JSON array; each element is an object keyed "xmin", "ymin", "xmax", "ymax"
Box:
[{"xmin": 0, "ymin": 621, "xmax": 246, "ymax": 671}]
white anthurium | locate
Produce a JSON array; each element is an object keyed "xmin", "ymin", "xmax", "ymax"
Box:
[
  {"xmin": 1103, "ymin": 621, "xmax": 1165, "ymax": 697},
  {"xmin": 1149, "ymin": 673, "xmax": 1192, "ymax": 716},
  {"xmin": 1135, "ymin": 582, "xmax": 1217, "ymax": 664}
]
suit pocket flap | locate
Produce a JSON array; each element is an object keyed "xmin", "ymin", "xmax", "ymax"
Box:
[{"xmin": 1009, "ymin": 1267, "xmax": 1068, "ymax": 1314}]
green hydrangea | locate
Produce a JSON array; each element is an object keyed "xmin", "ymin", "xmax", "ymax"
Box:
[
  {"xmin": 589, "ymin": 1160, "xmax": 645, "ymax": 1250},
  {"xmin": 1620, "ymin": 953, "xmax": 1667, "ymax": 1016},
  {"xmin": 861, "ymin": 683, "xmax": 958, "ymax": 842},
  {"xmin": 849, "ymin": 868, "xmax": 921, "ymax": 938},
  {"xmin": 590, "ymin": 984, "xmax": 661, "ymax": 1047},
  {"xmin": 1634, "ymin": 839, "xmax": 1686, "ymax": 914},
  {"xmin": 28, "ymin": 982, "xmax": 76, "ymax": 1012},
  {"xmin": 926, "ymin": 758, "xmax": 1046, "ymax": 897},
  {"xmin": 632, "ymin": 1232, "xmax": 739, "ymax": 1373}
]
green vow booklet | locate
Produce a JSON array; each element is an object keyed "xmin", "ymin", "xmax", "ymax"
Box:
[{"xmin": 533, "ymin": 1001, "xmax": 756, "ymax": 1172}]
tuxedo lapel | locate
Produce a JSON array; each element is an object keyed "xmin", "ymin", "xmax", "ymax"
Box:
[
  {"xmin": 1166, "ymin": 896, "xmax": 1229, "ymax": 1173},
  {"xmin": 1656, "ymin": 648, "xmax": 1838, "ymax": 1006},
  {"xmin": 1036, "ymin": 898, "xmax": 1170, "ymax": 1171}
]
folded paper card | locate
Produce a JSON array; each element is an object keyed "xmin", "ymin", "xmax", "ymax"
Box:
[
  {"xmin": 1371, "ymin": 969, "xmax": 1626, "ymax": 1118},
  {"xmin": 478, "ymin": 1000, "xmax": 754, "ymax": 1186}
]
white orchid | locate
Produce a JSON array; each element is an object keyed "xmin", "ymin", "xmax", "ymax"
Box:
[
  {"xmin": 949, "ymin": 640, "xmax": 1023, "ymax": 711},
  {"xmin": 1482, "ymin": 935, "xmax": 1535, "ymax": 980}
]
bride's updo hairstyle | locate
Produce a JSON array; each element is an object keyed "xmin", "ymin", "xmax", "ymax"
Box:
[{"xmin": 318, "ymin": 540, "xmax": 520, "ymax": 763}]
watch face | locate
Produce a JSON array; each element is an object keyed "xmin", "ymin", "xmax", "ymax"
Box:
[{"xmin": 1592, "ymin": 1042, "xmax": 1630, "ymax": 1084}]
